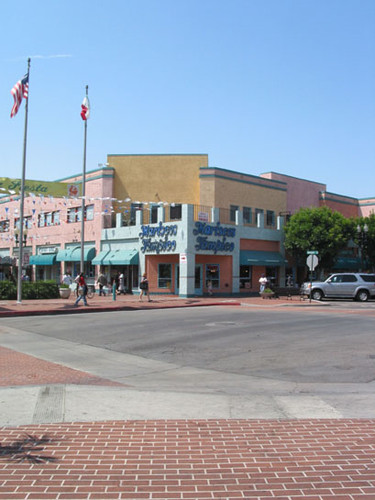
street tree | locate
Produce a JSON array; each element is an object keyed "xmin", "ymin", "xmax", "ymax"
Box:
[
  {"xmin": 352, "ymin": 214, "xmax": 375, "ymax": 272},
  {"xmin": 284, "ymin": 206, "xmax": 352, "ymax": 272}
]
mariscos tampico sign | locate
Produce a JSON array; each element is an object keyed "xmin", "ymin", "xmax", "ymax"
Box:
[
  {"xmin": 193, "ymin": 221, "xmax": 235, "ymax": 253},
  {"xmin": 0, "ymin": 177, "xmax": 80, "ymax": 198},
  {"xmin": 139, "ymin": 222, "xmax": 178, "ymax": 253}
]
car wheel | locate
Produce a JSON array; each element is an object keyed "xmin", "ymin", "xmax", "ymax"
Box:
[
  {"xmin": 356, "ymin": 290, "xmax": 369, "ymax": 302},
  {"xmin": 311, "ymin": 289, "xmax": 323, "ymax": 301}
]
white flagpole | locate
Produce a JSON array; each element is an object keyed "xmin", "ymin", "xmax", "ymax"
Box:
[
  {"xmin": 80, "ymin": 85, "xmax": 88, "ymax": 274},
  {"xmin": 17, "ymin": 58, "xmax": 31, "ymax": 304}
]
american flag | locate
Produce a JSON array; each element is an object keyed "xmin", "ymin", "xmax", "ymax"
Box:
[{"xmin": 10, "ymin": 73, "xmax": 29, "ymax": 118}]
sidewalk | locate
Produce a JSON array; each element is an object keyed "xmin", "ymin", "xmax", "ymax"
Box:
[
  {"xmin": 1, "ymin": 293, "xmax": 374, "ymax": 499},
  {"xmin": 0, "ymin": 291, "xmax": 321, "ymax": 318}
]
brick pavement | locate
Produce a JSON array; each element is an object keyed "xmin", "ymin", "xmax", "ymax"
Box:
[
  {"xmin": 1, "ymin": 295, "xmax": 375, "ymax": 499},
  {"xmin": 0, "ymin": 346, "xmax": 124, "ymax": 388},
  {"xmin": 1, "ymin": 419, "xmax": 375, "ymax": 499}
]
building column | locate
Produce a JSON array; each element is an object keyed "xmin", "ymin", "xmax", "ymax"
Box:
[
  {"xmin": 178, "ymin": 253, "xmax": 196, "ymax": 298},
  {"xmin": 179, "ymin": 204, "xmax": 195, "ymax": 297}
]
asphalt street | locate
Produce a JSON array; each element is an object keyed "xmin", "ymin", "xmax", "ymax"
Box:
[{"xmin": 1, "ymin": 304, "xmax": 375, "ymax": 423}]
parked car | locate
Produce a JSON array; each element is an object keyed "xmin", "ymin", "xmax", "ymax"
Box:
[{"xmin": 300, "ymin": 273, "xmax": 375, "ymax": 302}]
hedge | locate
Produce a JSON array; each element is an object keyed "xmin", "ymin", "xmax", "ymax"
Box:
[{"xmin": 0, "ymin": 281, "xmax": 59, "ymax": 300}]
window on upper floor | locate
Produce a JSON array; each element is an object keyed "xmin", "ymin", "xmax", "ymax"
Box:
[
  {"xmin": 150, "ymin": 205, "xmax": 158, "ymax": 224},
  {"xmin": 170, "ymin": 204, "xmax": 182, "ymax": 220},
  {"xmin": 243, "ymin": 207, "xmax": 252, "ymax": 224},
  {"xmin": 266, "ymin": 210, "xmax": 275, "ymax": 227},
  {"xmin": 230, "ymin": 205, "xmax": 239, "ymax": 222},
  {"xmin": 0, "ymin": 220, "xmax": 9, "ymax": 233}
]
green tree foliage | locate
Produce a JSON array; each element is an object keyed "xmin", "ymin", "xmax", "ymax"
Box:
[
  {"xmin": 284, "ymin": 206, "xmax": 352, "ymax": 271},
  {"xmin": 352, "ymin": 213, "xmax": 375, "ymax": 271}
]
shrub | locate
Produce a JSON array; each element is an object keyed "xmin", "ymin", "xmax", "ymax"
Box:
[{"xmin": 0, "ymin": 280, "xmax": 59, "ymax": 300}]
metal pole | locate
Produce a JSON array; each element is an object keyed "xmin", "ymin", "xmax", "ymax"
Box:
[
  {"xmin": 17, "ymin": 58, "xmax": 31, "ymax": 304},
  {"xmin": 80, "ymin": 85, "xmax": 88, "ymax": 274}
]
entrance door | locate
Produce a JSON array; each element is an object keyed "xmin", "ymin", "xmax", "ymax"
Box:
[{"xmin": 195, "ymin": 264, "xmax": 203, "ymax": 295}]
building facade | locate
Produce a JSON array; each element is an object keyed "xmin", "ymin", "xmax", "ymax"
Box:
[{"xmin": 1, "ymin": 154, "xmax": 374, "ymax": 294}]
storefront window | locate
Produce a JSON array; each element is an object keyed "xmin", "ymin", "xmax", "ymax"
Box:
[
  {"xmin": 240, "ymin": 265, "xmax": 252, "ymax": 289},
  {"xmin": 265, "ymin": 267, "xmax": 277, "ymax": 286},
  {"xmin": 206, "ymin": 264, "xmax": 220, "ymax": 289},
  {"xmin": 158, "ymin": 263, "xmax": 172, "ymax": 288}
]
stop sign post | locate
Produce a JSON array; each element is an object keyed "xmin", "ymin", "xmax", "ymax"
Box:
[{"xmin": 306, "ymin": 251, "xmax": 319, "ymax": 302}]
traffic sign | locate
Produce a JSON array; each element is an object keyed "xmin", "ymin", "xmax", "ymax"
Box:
[
  {"xmin": 307, "ymin": 250, "xmax": 319, "ymax": 255},
  {"xmin": 306, "ymin": 254, "xmax": 319, "ymax": 270}
]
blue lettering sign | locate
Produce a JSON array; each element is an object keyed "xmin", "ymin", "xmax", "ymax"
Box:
[
  {"xmin": 193, "ymin": 221, "xmax": 235, "ymax": 253},
  {"xmin": 139, "ymin": 222, "xmax": 178, "ymax": 254}
]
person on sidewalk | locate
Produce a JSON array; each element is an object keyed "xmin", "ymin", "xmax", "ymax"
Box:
[
  {"xmin": 62, "ymin": 272, "xmax": 73, "ymax": 286},
  {"xmin": 139, "ymin": 273, "xmax": 151, "ymax": 302},
  {"xmin": 259, "ymin": 274, "xmax": 268, "ymax": 293},
  {"xmin": 74, "ymin": 273, "xmax": 88, "ymax": 306},
  {"xmin": 118, "ymin": 272, "xmax": 126, "ymax": 295},
  {"xmin": 96, "ymin": 272, "xmax": 108, "ymax": 296}
]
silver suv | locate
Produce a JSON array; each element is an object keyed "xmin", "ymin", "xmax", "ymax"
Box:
[{"xmin": 301, "ymin": 273, "xmax": 375, "ymax": 302}]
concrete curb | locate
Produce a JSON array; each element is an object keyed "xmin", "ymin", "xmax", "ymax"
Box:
[{"xmin": 0, "ymin": 300, "xmax": 242, "ymax": 318}]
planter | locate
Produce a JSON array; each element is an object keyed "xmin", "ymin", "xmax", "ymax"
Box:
[
  {"xmin": 59, "ymin": 287, "xmax": 71, "ymax": 299},
  {"xmin": 260, "ymin": 291, "xmax": 275, "ymax": 299}
]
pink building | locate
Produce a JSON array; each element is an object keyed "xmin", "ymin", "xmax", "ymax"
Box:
[
  {"xmin": 0, "ymin": 166, "xmax": 113, "ymax": 283},
  {"xmin": 261, "ymin": 171, "xmax": 375, "ymax": 218}
]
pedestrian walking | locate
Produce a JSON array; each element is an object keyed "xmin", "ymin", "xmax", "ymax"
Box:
[
  {"xmin": 62, "ymin": 272, "xmax": 73, "ymax": 286},
  {"xmin": 74, "ymin": 273, "xmax": 88, "ymax": 306},
  {"xmin": 118, "ymin": 272, "xmax": 126, "ymax": 295},
  {"xmin": 96, "ymin": 272, "xmax": 108, "ymax": 296},
  {"xmin": 259, "ymin": 274, "xmax": 268, "ymax": 293},
  {"xmin": 139, "ymin": 273, "xmax": 151, "ymax": 302}
]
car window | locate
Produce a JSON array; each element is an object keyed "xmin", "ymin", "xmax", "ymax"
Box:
[
  {"xmin": 330, "ymin": 275, "xmax": 342, "ymax": 283},
  {"xmin": 360, "ymin": 275, "xmax": 375, "ymax": 283},
  {"xmin": 342, "ymin": 275, "xmax": 357, "ymax": 282}
]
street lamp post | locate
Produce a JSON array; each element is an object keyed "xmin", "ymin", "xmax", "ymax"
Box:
[{"xmin": 357, "ymin": 223, "xmax": 368, "ymax": 272}]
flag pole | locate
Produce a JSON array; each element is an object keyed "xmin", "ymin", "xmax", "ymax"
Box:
[
  {"xmin": 80, "ymin": 85, "xmax": 88, "ymax": 274},
  {"xmin": 16, "ymin": 58, "xmax": 31, "ymax": 304}
]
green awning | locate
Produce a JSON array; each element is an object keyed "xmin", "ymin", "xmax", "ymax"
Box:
[
  {"xmin": 29, "ymin": 254, "xmax": 57, "ymax": 266},
  {"xmin": 56, "ymin": 246, "xmax": 96, "ymax": 262},
  {"xmin": 333, "ymin": 257, "xmax": 361, "ymax": 270},
  {"xmin": 240, "ymin": 250, "xmax": 287, "ymax": 266},
  {"xmin": 91, "ymin": 251, "xmax": 109, "ymax": 265},
  {"xmin": 92, "ymin": 249, "xmax": 138, "ymax": 266}
]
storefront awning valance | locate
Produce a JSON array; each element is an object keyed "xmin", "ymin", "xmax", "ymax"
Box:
[
  {"xmin": 240, "ymin": 250, "xmax": 288, "ymax": 266},
  {"xmin": 0, "ymin": 256, "xmax": 16, "ymax": 265},
  {"xmin": 92, "ymin": 249, "xmax": 139, "ymax": 266},
  {"xmin": 91, "ymin": 251, "xmax": 109, "ymax": 265},
  {"xmin": 333, "ymin": 257, "xmax": 361, "ymax": 270},
  {"xmin": 29, "ymin": 254, "xmax": 57, "ymax": 266},
  {"xmin": 56, "ymin": 246, "xmax": 96, "ymax": 262}
]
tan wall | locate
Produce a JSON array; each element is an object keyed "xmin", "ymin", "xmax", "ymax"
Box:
[
  {"xmin": 107, "ymin": 154, "xmax": 208, "ymax": 206},
  {"xmin": 200, "ymin": 175, "xmax": 286, "ymax": 213}
]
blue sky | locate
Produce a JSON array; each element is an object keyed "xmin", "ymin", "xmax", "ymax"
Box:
[{"xmin": 1, "ymin": 0, "xmax": 374, "ymax": 199}]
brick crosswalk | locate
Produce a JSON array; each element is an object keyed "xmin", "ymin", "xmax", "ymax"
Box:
[{"xmin": 1, "ymin": 419, "xmax": 375, "ymax": 499}]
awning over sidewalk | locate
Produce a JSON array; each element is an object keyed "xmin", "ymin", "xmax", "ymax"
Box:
[
  {"xmin": 333, "ymin": 257, "xmax": 361, "ymax": 270},
  {"xmin": 29, "ymin": 254, "xmax": 57, "ymax": 266},
  {"xmin": 92, "ymin": 249, "xmax": 139, "ymax": 266},
  {"xmin": 240, "ymin": 250, "xmax": 287, "ymax": 266},
  {"xmin": 56, "ymin": 246, "xmax": 96, "ymax": 262}
]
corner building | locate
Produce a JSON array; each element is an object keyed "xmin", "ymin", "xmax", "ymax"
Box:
[{"xmin": 96, "ymin": 154, "xmax": 288, "ymax": 296}]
